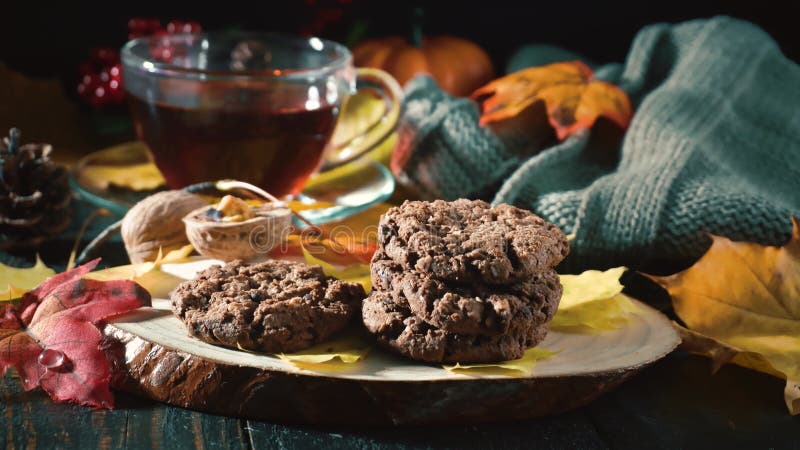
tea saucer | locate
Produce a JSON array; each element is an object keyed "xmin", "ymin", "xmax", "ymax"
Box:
[{"xmin": 69, "ymin": 141, "xmax": 395, "ymax": 224}]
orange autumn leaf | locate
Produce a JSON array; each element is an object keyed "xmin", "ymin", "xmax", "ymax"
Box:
[
  {"xmin": 471, "ymin": 61, "xmax": 633, "ymax": 140},
  {"xmin": 649, "ymin": 218, "xmax": 800, "ymax": 415},
  {"xmin": 277, "ymin": 235, "xmax": 376, "ymax": 267},
  {"xmin": 271, "ymin": 201, "xmax": 389, "ymax": 274}
]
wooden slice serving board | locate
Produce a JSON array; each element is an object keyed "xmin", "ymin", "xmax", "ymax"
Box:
[{"xmin": 101, "ymin": 259, "xmax": 680, "ymax": 425}]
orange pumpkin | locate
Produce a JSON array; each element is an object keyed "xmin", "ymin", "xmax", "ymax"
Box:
[{"xmin": 352, "ymin": 35, "xmax": 495, "ymax": 97}]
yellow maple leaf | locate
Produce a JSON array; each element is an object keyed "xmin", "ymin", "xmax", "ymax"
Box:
[
  {"xmin": 0, "ymin": 256, "xmax": 56, "ymax": 301},
  {"xmin": 302, "ymin": 246, "xmax": 371, "ymax": 292},
  {"xmin": 329, "ymin": 90, "xmax": 386, "ymax": 151},
  {"xmin": 277, "ymin": 331, "xmax": 373, "ymax": 371},
  {"xmin": 75, "ymin": 141, "xmax": 166, "ymax": 192},
  {"xmin": 323, "ymin": 73, "xmax": 399, "ymax": 169},
  {"xmin": 79, "ymin": 163, "xmax": 165, "ymax": 191},
  {"xmin": 472, "ymin": 61, "xmax": 633, "ymax": 140},
  {"xmin": 443, "ymin": 347, "xmax": 557, "ymax": 376},
  {"xmin": 650, "ymin": 218, "xmax": 800, "ymax": 415},
  {"xmin": 86, "ymin": 245, "xmax": 194, "ymax": 298},
  {"xmin": 551, "ymin": 267, "xmax": 640, "ymax": 332}
]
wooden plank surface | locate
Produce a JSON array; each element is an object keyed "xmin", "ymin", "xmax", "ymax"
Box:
[
  {"xmin": 4, "ymin": 352, "xmax": 799, "ymax": 449},
  {"xmin": 1, "ymin": 372, "xmax": 251, "ymax": 450},
  {"xmin": 583, "ymin": 353, "xmax": 800, "ymax": 449},
  {"xmin": 244, "ymin": 416, "xmax": 607, "ymax": 450},
  {"xmin": 1, "ymin": 369, "xmax": 606, "ymax": 450}
]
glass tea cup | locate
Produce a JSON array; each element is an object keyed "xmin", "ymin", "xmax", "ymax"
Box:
[{"xmin": 121, "ymin": 32, "xmax": 401, "ymax": 197}]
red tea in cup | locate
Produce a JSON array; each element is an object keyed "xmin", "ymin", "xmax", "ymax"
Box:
[{"xmin": 129, "ymin": 96, "xmax": 337, "ymax": 196}]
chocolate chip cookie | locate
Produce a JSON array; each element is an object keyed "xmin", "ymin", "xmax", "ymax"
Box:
[
  {"xmin": 377, "ymin": 199, "xmax": 569, "ymax": 284},
  {"xmin": 171, "ymin": 259, "xmax": 366, "ymax": 353},
  {"xmin": 371, "ymin": 255, "xmax": 561, "ymax": 336},
  {"xmin": 362, "ymin": 291, "xmax": 550, "ymax": 364}
]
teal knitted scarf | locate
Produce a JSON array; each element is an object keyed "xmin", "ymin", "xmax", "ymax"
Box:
[{"xmin": 396, "ymin": 17, "xmax": 800, "ymax": 272}]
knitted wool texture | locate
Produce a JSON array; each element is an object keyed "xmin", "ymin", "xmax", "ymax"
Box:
[{"xmin": 396, "ymin": 17, "xmax": 800, "ymax": 272}]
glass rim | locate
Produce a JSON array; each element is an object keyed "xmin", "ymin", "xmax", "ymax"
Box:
[{"xmin": 120, "ymin": 31, "xmax": 353, "ymax": 81}]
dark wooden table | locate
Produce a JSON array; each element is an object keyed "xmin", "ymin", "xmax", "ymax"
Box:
[
  {"xmin": 2, "ymin": 204, "xmax": 799, "ymax": 450},
  {"xmin": 3, "ymin": 351, "xmax": 798, "ymax": 449}
]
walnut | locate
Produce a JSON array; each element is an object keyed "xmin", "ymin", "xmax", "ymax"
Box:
[
  {"xmin": 213, "ymin": 195, "xmax": 253, "ymax": 222},
  {"xmin": 121, "ymin": 190, "xmax": 207, "ymax": 263},
  {"xmin": 183, "ymin": 201, "xmax": 292, "ymax": 261}
]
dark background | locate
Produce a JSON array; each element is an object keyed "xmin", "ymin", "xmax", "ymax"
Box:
[
  {"xmin": 2, "ymin": 3, "xmax": 799, "ymax": 447},
  {"xmin": 2, "ymin": 0, "xmax": 798, "ymax": 80}
]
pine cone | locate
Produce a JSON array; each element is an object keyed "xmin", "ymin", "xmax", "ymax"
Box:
[{"xmin": 0, "ymin": 128, "xmax": 72, "ymax": 251}]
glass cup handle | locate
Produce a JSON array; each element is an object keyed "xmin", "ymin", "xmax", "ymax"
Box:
[{"xmin": 321, "ymin": 68, "xmax": 403, "ymax": 170}]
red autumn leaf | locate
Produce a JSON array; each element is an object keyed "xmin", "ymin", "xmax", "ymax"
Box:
[
  {"xmin": 16, "ymin": 258, "xmax": 99, "ymax": 325},
  {"xmin": 0, "ymin": 259, "xmax": 151, "ymax": 408},
  {"xmin": 471, "ymin": 61, "xmax": 633, "ymax": 140}
]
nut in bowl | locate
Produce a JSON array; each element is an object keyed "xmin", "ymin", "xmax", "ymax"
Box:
[
  {"xmin": 121, "ymin": 190, "xmax": 208, "ymax": 264},
  {"xmin": 183, "ymin": 195, "xmax": 292, "ymax": 261}
]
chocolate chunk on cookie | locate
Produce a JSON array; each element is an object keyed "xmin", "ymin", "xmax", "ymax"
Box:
[
  {"xmin": 377, "ymin": 199, "xmax": 569, "ymax": 284},
  {"xmin": 371, "ymin": 255, "xmax": 561, "ymax": 336},
  {"xmin": 362, "ymin": 290, "xmax": 550, "ymax": 364},
  {"xmin": 171, "ymin": 259, "xmax": 365, "ymax": 353}
]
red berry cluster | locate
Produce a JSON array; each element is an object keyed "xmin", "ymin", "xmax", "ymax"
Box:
[
  {"xmin": 300, "ymin": 0, "xmax": 352, "ymax": 36},
  {"xmin": 77, "ymin": 48, "xmax": 124, "ymax": 109},
  {"xmin": 127, "ymin": 17, "xmax": 162, "ymax": 40},
  {"xmin": 76, "ymin": 18, "xmax": 202, "ymax": 109},
  {"xmin": 131, "ymin": 18, "xmax": 202, "ymax": 62}
]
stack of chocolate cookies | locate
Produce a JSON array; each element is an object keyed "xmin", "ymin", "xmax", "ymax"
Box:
[{"xmin": 362, "ymin": 199, "xmax": 569, "ymax": 364}]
